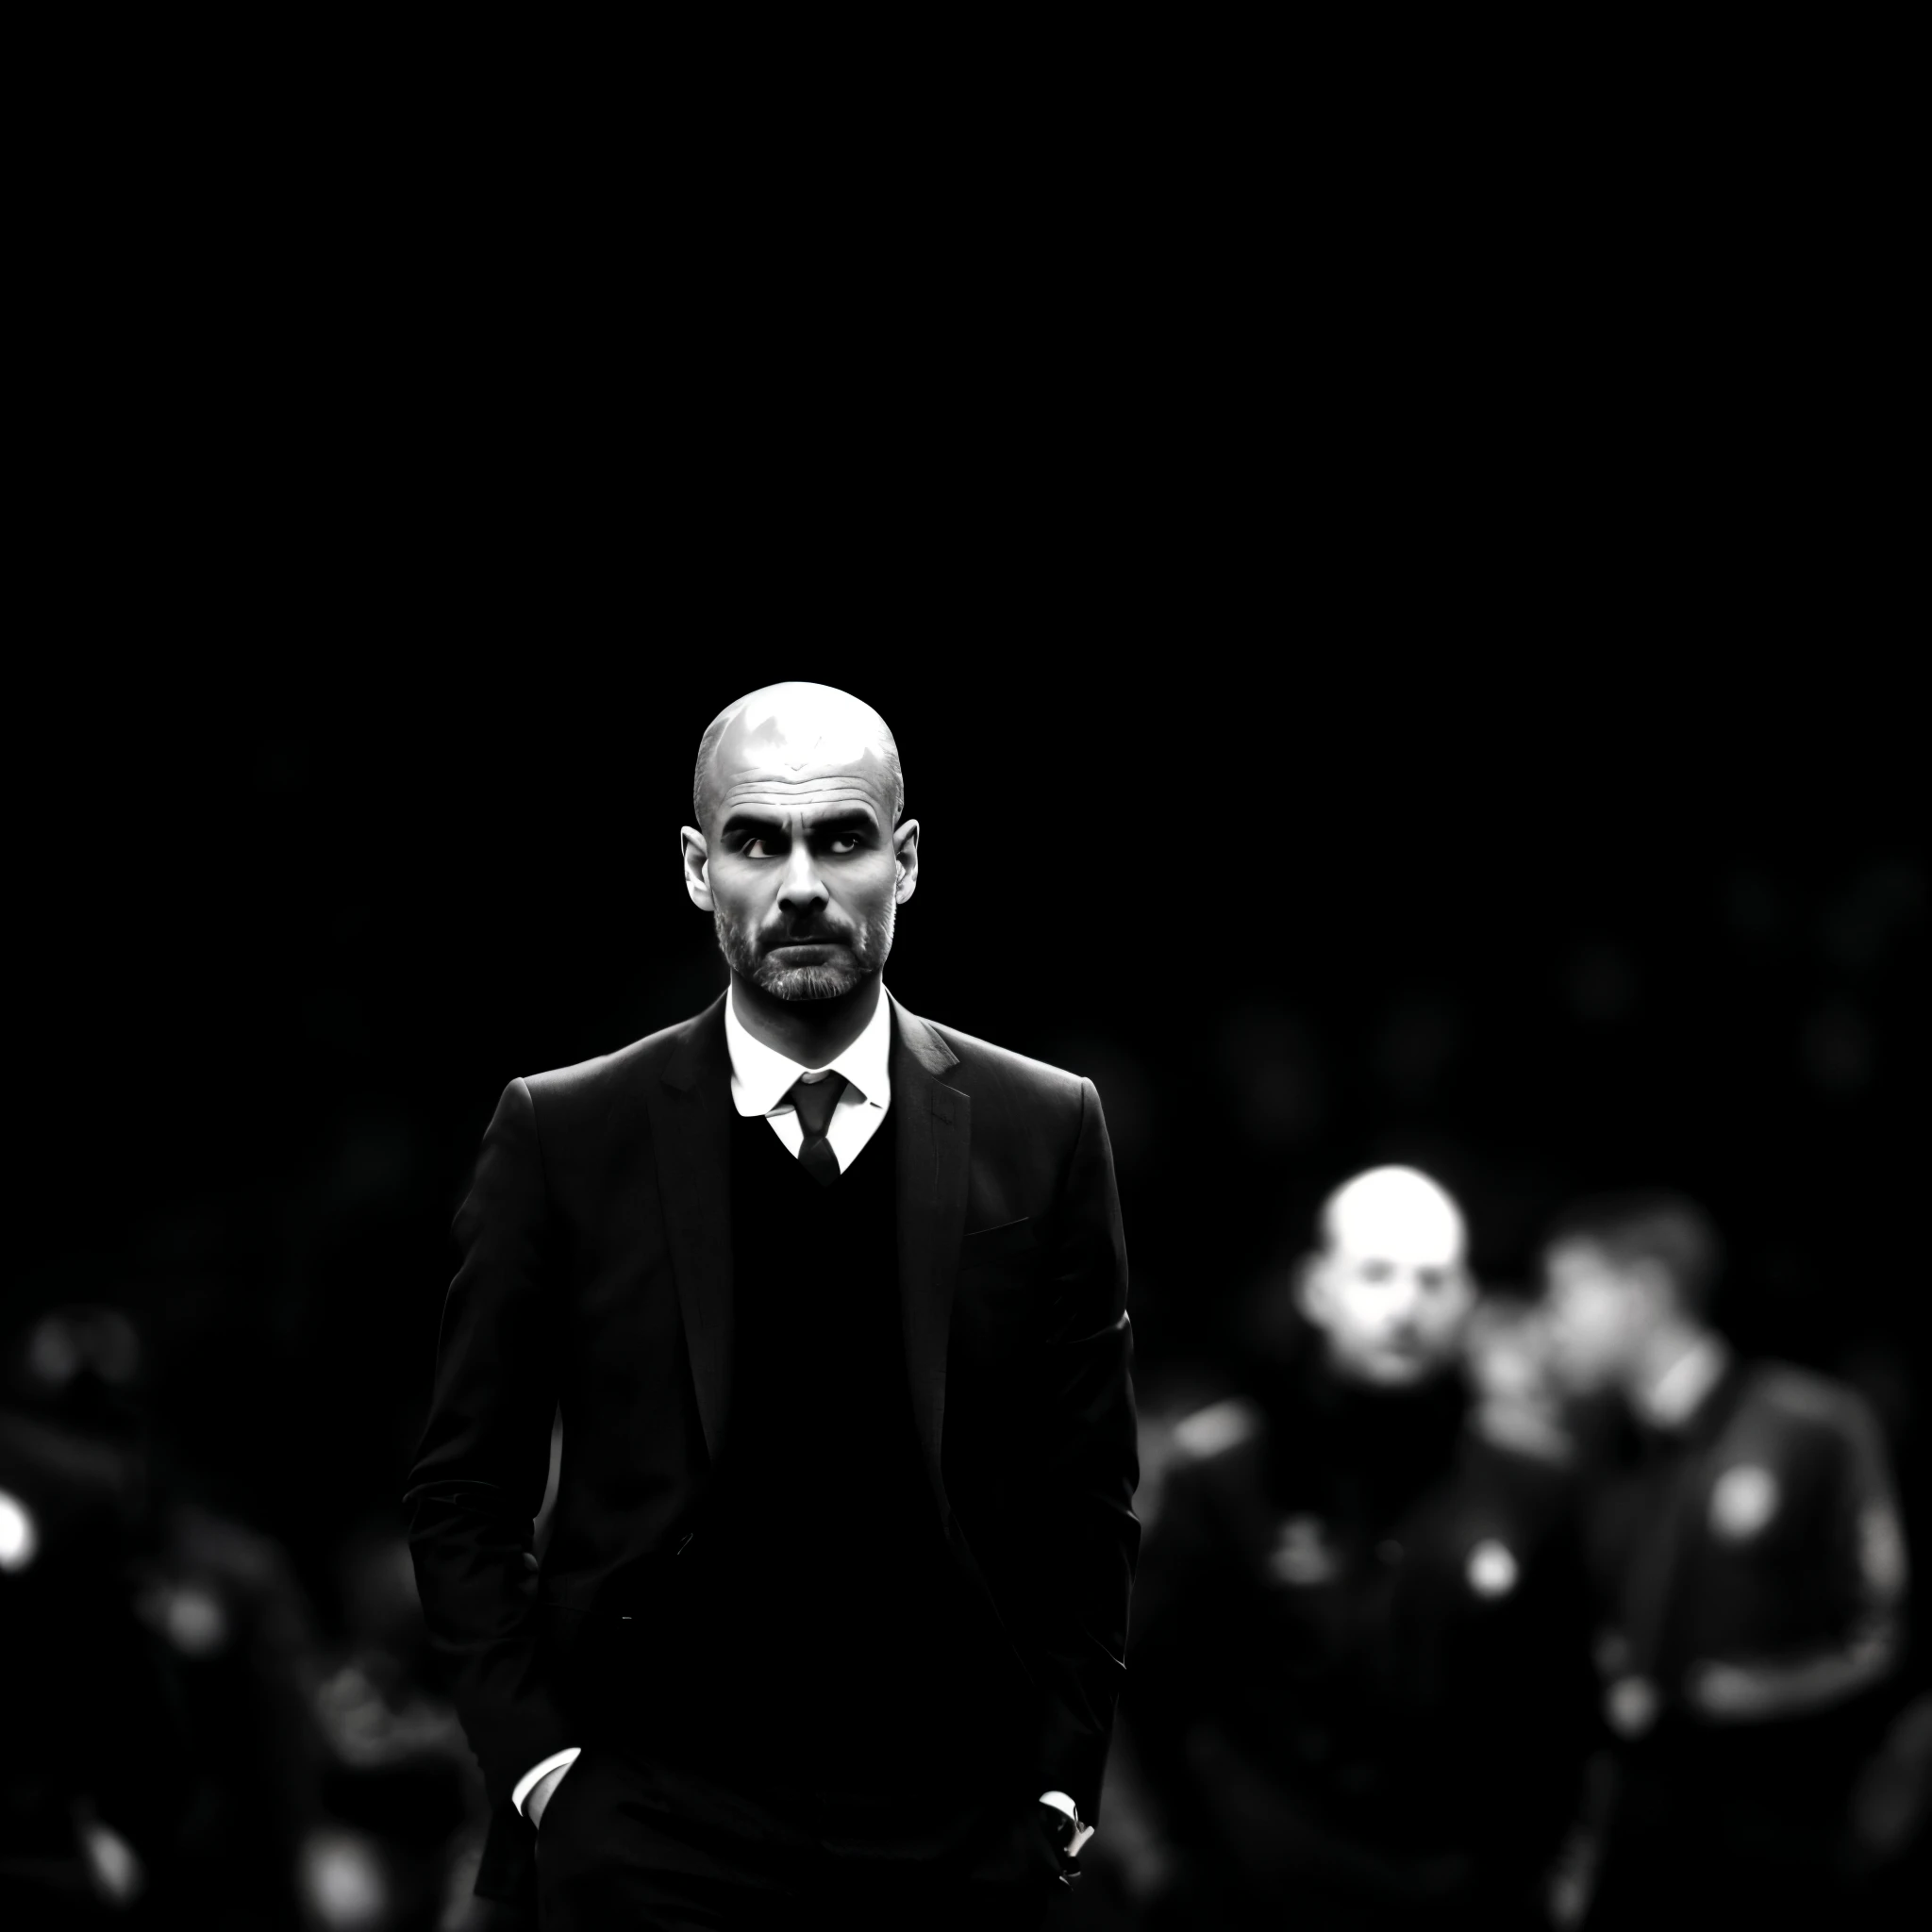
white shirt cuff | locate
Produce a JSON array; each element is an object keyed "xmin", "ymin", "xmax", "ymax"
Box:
[
  {"xmin": 1039, "ymin": 1790, "xmax": 1095, "ymax": 1855},
  {"xmin": 512, "ymin": 1746, "xmax": 581, "ymax": 1816}
]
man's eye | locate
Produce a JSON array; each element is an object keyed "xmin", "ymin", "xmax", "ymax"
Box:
[
  {"xmin": 743, "ymin": 837, "xmax": 775, "ymax": 858},
  {"xmin": 826, "ymin": 835, "xmax": 859, "ymax": 856}
]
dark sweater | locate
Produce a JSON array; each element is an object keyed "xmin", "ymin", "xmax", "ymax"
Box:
[{"xmin": 640, "ymin": 1102, "xmax": 1017, "ymax": 1810}]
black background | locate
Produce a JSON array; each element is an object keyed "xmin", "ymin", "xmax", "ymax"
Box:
[{"xmin": 8, "ymin": 102, "xmax": 1922, "ymax": 1637}]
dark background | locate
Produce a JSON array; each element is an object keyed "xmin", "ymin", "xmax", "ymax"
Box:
[
  {"xmin": 8, "ymin": 70, "xmax": 1922, "ymax": 1645},
  {"xmin": 5, "ymin": 71, "xmax": 1923, "ymax": 1926}
]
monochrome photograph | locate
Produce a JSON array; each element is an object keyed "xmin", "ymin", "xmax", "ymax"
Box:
[{"xmin": 5, "ymin": 109, "xmax": 1921, "ymax": 1929}]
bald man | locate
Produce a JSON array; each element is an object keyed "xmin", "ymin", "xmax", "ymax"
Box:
[
  {"xmin": 1124, "ymin": 1168, "xmax": 1596, "ymax": 1930},
  {"xmin": 405, "ymin": 686, "xmax": 1139, "ymax": 1929}
]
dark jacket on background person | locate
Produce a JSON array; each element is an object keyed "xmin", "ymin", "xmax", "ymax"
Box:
[
  {"xmin": 403, "ymin": 993, "xmax": 1140, "ymax": 1903},
  {"xmin": 1588, "ymin": 1357, "xmax": 1906, "ymax": 1718},
  {"xmin": 1580, "ymin": 1356, "xmax": 1909, "ymax": 1923},
  {"xmin": 0, "ymin": 1404, "xmax": 188, "ymax": 1918},
  {"xmin": 1126, "ymin": 1350, "xmax": 1597, "ymax": 1927}
]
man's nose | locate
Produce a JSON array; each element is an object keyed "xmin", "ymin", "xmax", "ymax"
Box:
[
  {"xmin": 1383, "ymin": 1276, "xmax": 1424, "ymax": 1328},
  {"xmin": 776, "ymin": 842, "xmax": 828, "ymax": 914}
]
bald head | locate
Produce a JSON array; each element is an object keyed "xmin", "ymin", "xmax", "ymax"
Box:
[
  {"xmin": 693, "ymin": 683, "xmax": 904, "ymax": 836},
  {"xmin": 1319, "ymin": 1166, "xmax": 1468, "ymax": 1272},
  {"xmin": 1302, "ymin": 1166, "xmax": 1474, "ymax": 1388}
]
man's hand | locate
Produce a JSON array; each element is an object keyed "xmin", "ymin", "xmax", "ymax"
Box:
[
  {"xmin": 972, "ymin": 1801, "xmax": 1084, "ymax": 1888},
  {"xmin": 526, "ymin": 1760, "xmax": 572, "ymax": 1830}
]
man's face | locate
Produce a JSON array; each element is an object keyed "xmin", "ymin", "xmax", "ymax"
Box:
[
  {"xmin": 684, "ymin": 693, "xmax": 915, "ymax": 1002},
  {"xmin": 1541, "ymin": 1241, "xmax": 1645, "ymax": 1393},
  {"xmin": 1303, "ymin": 1239, "xmax": 1475, "ymax": 1388}
]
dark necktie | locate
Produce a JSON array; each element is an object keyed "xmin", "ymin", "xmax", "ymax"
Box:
[{"xmin": 786, "ymin": 1073, "xmax": 848, "ymax": 1187}]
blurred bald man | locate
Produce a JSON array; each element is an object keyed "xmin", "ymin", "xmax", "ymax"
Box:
[
  {"xmin": 1124, "ymin": 1167, "xmax": 1596, "ymax": 1930},
  {"xmin": 405, "ymin": 685, "xmax": 1139, "ymax": 1929}
]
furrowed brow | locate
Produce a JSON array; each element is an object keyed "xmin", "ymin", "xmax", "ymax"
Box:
[
  {"xmin": 805, "ymin": 806, "xmax": 880, "ymax": 833},
  {"xmin": 720, "ymin": 808, "xmax": 786, "ymax": 840}
]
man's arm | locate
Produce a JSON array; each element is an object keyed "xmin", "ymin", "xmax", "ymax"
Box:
[
  {"xmin": 403, "ymin": 1078, "xmax": 575, "ymax": 1810},
  {"xmin": 1024, "ymin": 1076, "xmax": 1141, "ymax": 1825},
  {"xmin": 1687, "ymin": 1394, "xmax": 1908, "ymax": 1723}
]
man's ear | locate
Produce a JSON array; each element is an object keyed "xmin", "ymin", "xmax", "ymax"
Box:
[
  {"xmin": 680, "ymin": 826, "xmax": 713, "ymax": 911},
  {"xmin": 1293, "ymin": 1253, "xmax": 1331, "ymax": 1328},
  {"xmin": 892, "ymin": 818, "xmax": 921, "ymax": 905}
]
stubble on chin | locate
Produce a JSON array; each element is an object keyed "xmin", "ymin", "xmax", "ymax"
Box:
[
  {"xmin": 714, "ymin": 902, "xmax": 894, "ymax": 1003},
  {"xmin": 756, "ymin": 960, "xmax": 863, "ymax": 1000}
]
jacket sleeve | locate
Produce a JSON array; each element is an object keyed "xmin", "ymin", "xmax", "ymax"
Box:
[
  {"xmin": 1833, "ymin": 1393, "xmax": 1910, "ymax": 1671},
  {"xmin": 1024, "ymin": 1076, "xmax": 1141, "ymax": 1822},
  {"xmin": 1688, "ymin": 1391, "xmax": 1909, "ymax": 1722},
  {"xmin": 403, "ymin": 1077, "xmax": 573, "ymax": 1808}
]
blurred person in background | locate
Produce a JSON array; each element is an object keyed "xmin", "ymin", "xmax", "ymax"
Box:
[
  {"xmin": 1540, "ymin": 1192, "xmax": 1911, "ymax": 1925},
  {"xmin": 1845, "ymin": 1685, "xmax": 1932, "ymax": 1927},
  {"xmin": 0, "ymin": 1302, "xmax": 406, "ymax": 1928},
  {"xmin": 405, "ymin": 683, "xmax": 1138, "ymax": 1929},
  {"xmin": 133, "ymin": 1491, "xmax": 331, "ymax": 1930},
  {"xmin": 1464, "ymin": 1293, "xmax": 1574, "ymax": 1470},
  {"xmin": 308, "ymin": 1521, "xmax": 481, "ymax": 1932},
  {"xmin": 0, "ymin": 1306, "xmax": 186, "ymax": 1924},
  {"xmin": 1124, "ymin": 1166, "xmax": 1596, "ymax": 1929}
]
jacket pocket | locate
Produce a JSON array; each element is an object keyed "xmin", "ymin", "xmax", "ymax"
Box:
[{"xmin": 961, "ymin": 1216, "xmax": 1038, "ymax": 1261}]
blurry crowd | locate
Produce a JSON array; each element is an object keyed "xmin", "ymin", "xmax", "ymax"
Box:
[
  {"xmin": 6, "ymin": 1169, "xmax": 1925, "ymax": 1929},
  {"xmin": 0, "ymin": 1305, "xmax": 503, "ymax": 1930},
  {"xmin": 1060, "ymin": 1175, "xmax": 1927, "ymax": 1929}
]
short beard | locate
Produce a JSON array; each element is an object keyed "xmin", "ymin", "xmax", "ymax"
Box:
[{"xmin": 714, "ymin": 898, "xmax": 895, "ymax": 1002}]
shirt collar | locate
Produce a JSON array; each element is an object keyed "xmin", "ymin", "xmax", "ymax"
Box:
[{"xmin": 723, "ymin": 982, "xmax": 895, "ymax": 1120}]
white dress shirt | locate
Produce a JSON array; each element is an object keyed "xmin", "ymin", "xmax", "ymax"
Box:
[
  {"xmin": 514, "ymin": 985, "xmax": 1088, "ymax": 1849},
  {"xmin": 723, "ymin": 977, "xmax": 894, "ymax": 1170}
]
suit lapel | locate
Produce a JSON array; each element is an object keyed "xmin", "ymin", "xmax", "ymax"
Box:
[
  {"xmin": 892, "ymin": 1000, "xmax": 970, "ymax": 1508},
  {"xmin": 651, "ymin": 995, "xmax": 734, "ymax": 1460}
]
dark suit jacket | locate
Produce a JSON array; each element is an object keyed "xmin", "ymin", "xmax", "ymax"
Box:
[{"xmin": 404, "ymin": 993, "xmax": 1140, "ymax": 1899}]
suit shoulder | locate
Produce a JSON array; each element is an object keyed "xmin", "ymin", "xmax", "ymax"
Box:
[
  {"xmin": 1468, "ymin": 1402, "xmax": 1579, "ymax": 1472},
  {"xmin": 1462, "ymin": 1426, "xmax": 1582, "ymax": 1525},
  {"xmin": 1749, "ymin": 1359, "xmax": 1865, "ymax": 1424},
  {"xmin": 1740, "ymin": 1360, "xmax": 1876, "ymax": 1455},
  {"xmin": 925, "ymin": 1021, "xmax": 1089, "ymax": 1110},
  {"xmin": 522, "ymin": 1008, "xmax": 708, "ymax": 1111}
]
